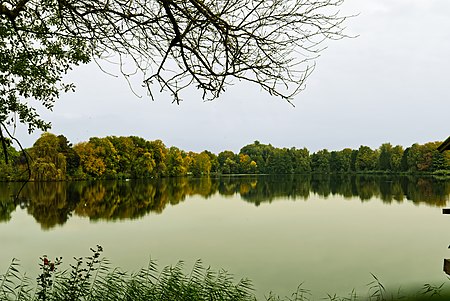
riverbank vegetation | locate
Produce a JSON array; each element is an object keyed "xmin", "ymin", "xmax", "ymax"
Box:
[
  {"xmin": 0, "ymin": 133, "xmax": 449, "ymax": 181},
  {"xmin": 1, "ymin": 246, "xmax": 449, "ymax": 301}
]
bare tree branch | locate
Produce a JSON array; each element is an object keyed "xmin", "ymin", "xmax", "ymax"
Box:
[{"xmin": 0, "ymin": 0, "xmax": 350, "ymax": 137}]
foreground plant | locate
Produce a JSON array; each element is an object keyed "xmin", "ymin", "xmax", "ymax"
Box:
[
  {"xmin": 1, "ymin": 247, "xmax": 449, "ymax": 301},
  {"xmin": 1, "ymin": 246, "xmax": 255, "ymax": 301}
]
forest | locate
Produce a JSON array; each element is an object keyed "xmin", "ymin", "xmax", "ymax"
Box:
[{"xmin": 0, "ymin": 133, "xmax": 449, "ymax": 181}]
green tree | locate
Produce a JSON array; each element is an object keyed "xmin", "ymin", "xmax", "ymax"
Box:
[
  {"xmin": 266, "ymin": 148, "xmax": 293, "ymax": 174},
  {"xmin": 106, "ymin": 136, "xmax": 136, "ymax": 178},
  {"xmin": 418, "ymin": 142, "xmax": 441, "ymax": 172},
  {"xmin": 30, "ymin": 132, "xmax": 67, "ymax": 180},
  {"xmin": 401, "ymin": 147, "xmax": 410, "ymax": 172},
  {"xmin": 405, "ymin": 142, "xmax": 441, "ymax": 172},
  {"xmin": 218, "ymin": 151, "xmax": 238, "ymax": 174},
  {"xmin": 166, "ymin": 146, "xmax": 186, "ymax": 177},
  {"xmin": 202, "ymin": 150, "xmax": 219, "ymax": 174},
  {"xmin": 329, "ymin": 151, "xmax": 341, "ymax": 173},
  {"xmin": 238, "ymin": 154, "xmax": 257, "ymax": 174},
  {"xmin": 57, "ymin": 134, "xmax": 80, "ymax": 176},
  {"xmin": 240, "ymin": 141, "xmax": 275, "ymax": 173},
  {"xmin": 133, "ymin": 152, "xmax": 156, "ymax": 178},
  {"xmin": 378, "ymin": 143, "xmax": 393, "ymax": 171},
  {"xmin": 292, "ymin": 147, "xmax": 311, "ymax": 173},
  {"xmin": 355, "ymin": 146, "xmax": 378, "ymax": 172},
  {"xmin": 88, "ymin": 137, "xmax": 120, "ymax": 178},
  {"xmin": 350, "ymin": 149, "xmax": 358, "ymax": 172},
  {"xmin": 0, "ymin": 143, "xmax": 20, "ymax": 181},
  {"xmin": 339, "ymin": 148, "xmax": 353, "ymax": 172},
  {"xmin": 405, "ymin": 143, "xmax": 422, "ymax": 172},
  {"xmin": 432, "ymin": 151, "xmax": 447, "ymax": 172},
  {"xmin": 390, "ymin": 145, "xmax": 404, "ymax": 172},
  {"xmin": 444, "ymin": 152, "xmax": 450, "ymax": 171},
  {"xmin": 106, "ymin": 136, "xmax": 155, "ymax": 179},
  {"xmin": 73, "ymin": 141, "xmax": 106, "ymax": 178},
  {"xmin": 190, "ymin": 151, "xmax": 212, "ymax": 176},
  {"xmin": 311, "ymin": 149, "xmax": 330, "ymax": 173},
  {"xmin": 148, "ymin": 140, "xmax": 168, "ymax": 177}
]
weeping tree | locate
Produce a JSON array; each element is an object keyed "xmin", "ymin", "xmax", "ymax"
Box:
[{"xmin": 0, "ymin": 0, "xmax": 349, "ymax": 157}]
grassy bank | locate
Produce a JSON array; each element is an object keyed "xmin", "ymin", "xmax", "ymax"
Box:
[{"xmin": 1, "ymin": 247, "xmax": 449, "ymax": 301}]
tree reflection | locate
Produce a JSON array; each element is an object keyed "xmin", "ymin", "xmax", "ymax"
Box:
[
  {"xmin": 22, "ymin": 182, "xmax": 77, "ymax": 229},
  {"xmin": 0, "ymin": 183, "xmax": 22, "ymax": 222},
  {"xmin": 0, "ymin": 175, "xmax": 449, "ymax": 228}
]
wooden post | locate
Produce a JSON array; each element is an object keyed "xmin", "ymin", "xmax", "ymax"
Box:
[{"xmin": 444, "ymin": 259, "xmax": 450, "ymax": 275}]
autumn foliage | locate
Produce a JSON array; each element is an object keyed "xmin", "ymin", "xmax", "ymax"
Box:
[{"xmin": 0, "ymin": 134, "xmax": 449, "ymax": 182}]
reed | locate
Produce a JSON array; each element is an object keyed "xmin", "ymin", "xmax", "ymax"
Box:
[
  {"xmin": 1, "ymin": 246, "xmax": 255, "ymax": 301},
  {"xmin": 1, "ymin": 247, "xmax": 449, "ymax": 301}
]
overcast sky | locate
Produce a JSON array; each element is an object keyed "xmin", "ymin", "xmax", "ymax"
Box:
[{"xmin": 13, "ymin": 0, "xmax": 450, "ymax": 154}]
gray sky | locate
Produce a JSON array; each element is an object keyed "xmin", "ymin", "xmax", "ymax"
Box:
[{"xmin": 14, "ymin": 0, "xmax": 450, "ymax": 154}]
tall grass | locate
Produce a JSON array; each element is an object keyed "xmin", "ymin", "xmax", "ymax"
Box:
[
  {"xmin": 1, "ymin": 246, "xmax": 449, "ymax": 301},
  {"xmin": 1, "ymin": 246, "xmax": 256, "ymax": 301}
]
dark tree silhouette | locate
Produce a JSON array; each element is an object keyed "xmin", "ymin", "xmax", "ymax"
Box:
[{"xmin": 0, "ymin": 0, "xmax": 348, "ymax": 142}]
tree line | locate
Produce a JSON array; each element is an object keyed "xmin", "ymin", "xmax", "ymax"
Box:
[{"xmin": 0, "ymin": 133, "xmax": 449, "ymax": 181}]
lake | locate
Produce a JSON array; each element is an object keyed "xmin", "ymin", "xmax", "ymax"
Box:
[{"xmin": 1, "ymin": 175, "xmax": 450, "ymax": 299}]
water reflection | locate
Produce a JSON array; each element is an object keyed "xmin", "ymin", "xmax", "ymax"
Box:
[{"xmin": 0, "ymin": 175, "xmax": 449, "ymax": 229}]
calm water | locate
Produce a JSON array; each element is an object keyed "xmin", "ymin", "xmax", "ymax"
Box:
[{"xmin": 1, "ymin": 175, "xmax": 450, "ymax": 298}]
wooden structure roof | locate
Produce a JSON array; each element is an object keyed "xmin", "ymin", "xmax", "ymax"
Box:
[{"xmin": 438, "ymin": 136, "xmax": 450, "ymax": 152}]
